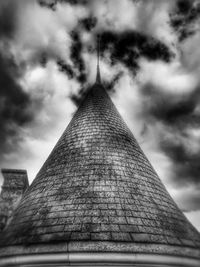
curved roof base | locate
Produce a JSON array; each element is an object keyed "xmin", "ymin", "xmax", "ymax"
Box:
[
  {"xmin": 0, "ymin": 242, "xmax": 200, "ymax": 267},
  {"xmin": 0, "ymin": 252, "xmax": 200, "ymax": 267}
]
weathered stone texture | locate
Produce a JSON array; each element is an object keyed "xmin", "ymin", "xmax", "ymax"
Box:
[
  {"xmin": 0, "ymin": 169, "xmax": 29, "ymax": 231},
  {"xmin": 0, "ymin": 83, "xmax": 200, "ymax": 256}
]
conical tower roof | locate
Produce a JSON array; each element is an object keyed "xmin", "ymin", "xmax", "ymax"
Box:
[{"xmin": 0, "ymin": 80, "xmax": 200, "ymax": 265}]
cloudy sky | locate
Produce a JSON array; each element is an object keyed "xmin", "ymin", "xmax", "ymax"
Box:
[{"xmin": 0, "ymin": 0, "xmax": 200, "ymax": 231}]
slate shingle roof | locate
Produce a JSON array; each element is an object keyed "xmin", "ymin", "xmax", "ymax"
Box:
[{"xmin": 0, "ymin": 82, "xmax": 200, "ymax": 260}]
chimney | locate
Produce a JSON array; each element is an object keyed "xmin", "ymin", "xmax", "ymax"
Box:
[{"xmin": 0, "ymin": 169, "xmax": 29, "ymax": 231}]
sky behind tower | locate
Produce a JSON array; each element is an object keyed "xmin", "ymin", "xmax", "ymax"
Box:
[{"xmin": 0, "ymin": 0, "xmax": 200, "ymax": 231}]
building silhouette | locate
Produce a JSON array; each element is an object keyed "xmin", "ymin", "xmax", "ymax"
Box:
[{"xmin": 0, "ymin": 50, "xmax": 200, "ymax": 266}]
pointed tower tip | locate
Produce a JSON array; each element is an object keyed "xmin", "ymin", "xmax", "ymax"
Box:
[{"xmin": 96, "ymin": 35, "xmax": 101, "ymax": 84}]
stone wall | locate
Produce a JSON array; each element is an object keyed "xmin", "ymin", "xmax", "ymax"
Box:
[{"xmin": 0, "ymin": 169, "xmax": 29, "ymax": 231}]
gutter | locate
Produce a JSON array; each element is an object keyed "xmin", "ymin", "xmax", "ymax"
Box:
[{"xmin": 0, "ymin": 252, "xmax": 200, "ymax": 266}]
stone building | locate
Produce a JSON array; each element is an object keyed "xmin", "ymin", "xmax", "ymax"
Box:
[
  {"xmin": 0, "ymin": 169, "xmax": 29, "ymax": 231},
  {"xmin": 0, "ymin": 59, "xmax": 200, "ymax": 266}
]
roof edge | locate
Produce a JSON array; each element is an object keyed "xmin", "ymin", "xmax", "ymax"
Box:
[
  {"xmin": 1, "ymin": 169, "xmax": 27, "ymax": 174},
  {"xmin": 0, "ymin": 252, "xmax": 200, "ymax": 267},
  {"xmin": 0, "ymin": 242, "xmax": 200, "ymax": 259}
]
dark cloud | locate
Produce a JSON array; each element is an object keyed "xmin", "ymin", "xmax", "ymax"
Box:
[
  {"xmin": 38, "ymin": 0, "xmax": 57, "ymax": 11},
  {"xmin": 104, "ymin": 71, "xmax": 124, "ymax": 92},
  {"xmin": 57, "ymin": 29, "xmax": 174, "ymax": 105},
  {"xmin": 141, "ymin": 82, "xmax": 200, "ymax": 127},
  {"xmin": 79, "ymin": 16, "xmax": 97, "ymax": 32},
  {"xmin": 170, "ymin": 0, "xmax": 200, "ymax": 41},
  {"xmin": 36, "ymin": 1, "xmax": 174, "ymax": 103},
  {"xmin": 0, "ymin": 53, "xmax": 33, "ymax": 158},
  {"xmin": 70, "ymin": 30, "xmax": 87, "ymax": 83},
  {"xmin": 38, "ymin": 0, "xmax": 88, "ymax": 8},
  {"xmin": 141, "ymin": 82, "xmax": 200, "ymax": 186},
  {"xmin": 57, "ymin": 59, "xmax": 74, "ymax": 79},
  {"xmin": 100, "ymin": 31, "xmax": 174, "ymax": 75},
  {"xmin": 0, "ymin": 1, "xmax": 33, "ymax": 160},
  {"xmin": 55, "ymin": 30, "xmax": 87, "ymax": 86},
  {"xmin": 58, "ymin": 0, "xmax": 89, "ymax": 5},
  {"xmin": 161, "ymin": 135, "xmax": 200, "ymax": 186},
  {"xmin": 56, "ymin": 29, "xmax": 89, "ymax": 106},
  {"xmin": 70, "ymin": 87, "xmax": 88, "ymax": 106},
  {"xmin": 0, "ymin": 1, "xmax": 18, "ymax": 39}
]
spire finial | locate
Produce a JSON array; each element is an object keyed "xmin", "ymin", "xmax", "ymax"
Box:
[{"xmin": 96, "ymin": 34, "xmax": 101, "ymax": 84}]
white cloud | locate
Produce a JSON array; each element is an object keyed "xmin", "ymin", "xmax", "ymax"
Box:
[
  {"xmin": 12, "ymin": 0, "xmax": 88, "ymax": 65},
  {"xmin": 181, "ymin": 26, "xmax": 200, "ymax": 73},
  {"xmin": 185, "ymin": 210, "xmax": 200, "ymax": 232},
  {"xmin": 92, "ymin": 0, "xmax": 138, "ymax": 32},
  {"xmin": 170, "ymin": 185, "xmax": 200, "ymax": 212},
  {"xmin": 138, "ymin": 59, "xmax": 198, "ymax": 95}
]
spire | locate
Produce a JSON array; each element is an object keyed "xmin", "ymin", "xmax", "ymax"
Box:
[{"xmin": 96, "ymin": 35, "xmax": 101, "ymax": 84}]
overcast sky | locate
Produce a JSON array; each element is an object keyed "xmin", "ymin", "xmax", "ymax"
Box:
[{"xmin": 0, "ymin": 0, "xmax": 200, "ymax": 231}]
